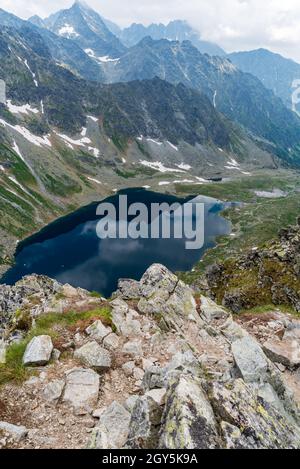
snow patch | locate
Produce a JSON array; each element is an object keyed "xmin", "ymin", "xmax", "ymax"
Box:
[
  {"xmin": 173, "ymin": 179, "xmax": 194, "ymax": 184},
  {"xmin": 88, "ymin": 146, "xmax": 100, "ymax": 158},
  {"xmin": 140, "ymin": 160, "xmax": 185, "ymax": 173},
  {"xmin": 87, "ymin": 115, "xmax": 98, "ymax": 122},
  {"xmin": 167, "ymin": 141, "xmax": 179, "ymax": 151},
  {"xmin": 59, "ymin": 24, "xmax": 79, "ymax": 37},
  {"xmin": 24, "ymin": 60, "xmax": 38, "ymax": 87},
  {"xmin": 213, "ymin": 90, "xmax": 217, "ymax": 108},
  {"xmin": 158, "ymin": 181, "xmax": 171, "ymax": 186},
  {"xmin": 7, "ymin": 101, "xmax": 39, "ymax": 115},
  {"xmin": 56, "ymin": 132, "xmax": 92, "ymax": 147},
  {"xmin": 146, "ymin": 138, "xmax": 163, "ymax": 146},
  {"xmin": 176, "ymin": 163, "xmax": 191, "ymax": 171},
  {"xmin": 12, "ymin": 141, "xmax": 25, "ymax": 161},
  {"xmin": 88, "ymin": 177, "xmax": 102, "ymax": 185},
  {"xmin": 0, "ymin": 118, "xmax": 51, "ymax": 147},
  {"xmin": 84, "ymin": 49, "xmax": 119, "ymax": 63}
]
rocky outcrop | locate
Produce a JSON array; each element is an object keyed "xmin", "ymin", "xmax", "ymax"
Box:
[
  {"xmin": 1, "ymin": 264, "xmax": 300, "ymax": 449},
  {"xmin": 205, "ymin": 220, "xmax": 300, "ymax": 313}
]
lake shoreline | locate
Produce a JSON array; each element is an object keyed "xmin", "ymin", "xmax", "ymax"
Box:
[{"xmin": 0, "ymin": 188, "xmax": 231, "ymax": 297}]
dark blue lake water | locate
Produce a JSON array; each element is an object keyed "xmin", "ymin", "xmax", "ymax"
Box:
[{"xmin": 1, "ymin": 189, "xmax": 232, "ymax": 297}]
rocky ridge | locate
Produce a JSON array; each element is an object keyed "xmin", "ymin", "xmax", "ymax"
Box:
[
  {"xmin": 206, "ymin": 218, "xmax": 300, "ymax": 313},
  {"xmin": 0, "ymin": 264, "xmax": 300, "ymax": 449}
]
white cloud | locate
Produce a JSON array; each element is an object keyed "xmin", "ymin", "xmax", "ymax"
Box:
[{"xmin": 1, "ymin": 0, "xmax": 300, "ymax": 62}]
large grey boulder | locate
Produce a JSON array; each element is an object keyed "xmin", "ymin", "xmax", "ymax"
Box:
[
  {"xmin": 159, "ymin": 374, "xmax": 220, "ymax": 449},
  {"xmin": 74, "ymin": 341, "xmax": 112, "ymax": 371},
  {"xmin": 0, "ymin": 422, "xmax": 28, "ymax": 442},
  {"xmin": 85, "ymin": 321, "xmax": 112, "ymax": 343},
  {"xmin": 23, "ymin": 335, "xmax": 53, "ymax": 367},
  {"xmin": 63, "ymin": 368, "xmax": 100, "ymax": 414},
  {"xmin": 126, "ymin": 396, "xmax": 163, "ymax": 449},
  {"xmin": 211, "ymin": 379, "xmax": 300, "ymax": 449},
  {"xmin": 89, "ymin": 402, "xmax": 131, "ymax": 449},
  {"xmin": 232, "ymin": 336, "xmax": 269, "ymax": 383}
]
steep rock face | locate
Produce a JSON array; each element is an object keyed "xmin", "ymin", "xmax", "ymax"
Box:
[
  {"xmin": 1, "ymin": 264, "xmax": 300, "ymax": 449},
  {"xmin": 103, "ymin": 38, "xmax": 300, "ymax": 162}
]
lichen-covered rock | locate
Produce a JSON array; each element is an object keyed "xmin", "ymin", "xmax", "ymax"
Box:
[
  {"xmin": 89, "ymin": 402, "xmax": 131, "ymax": 449},
  {"xmin": 232, "ymin": 336, "xmax": 269, "ymax": 383},
  {"xmin": 139, "ymin": 264, "xmax": 178, "ymax": 298},
  {"xmin": 137, "ymin": 264, "xmax": 199, "ymax": 326},
  {"xmin": 221, "ymin": 421, "xmax": 253, "ymax": 449},
  {"xmin": 115, "ymin": 279, "xmax": 141, "ymax": 300},
  {"xmin": 211, "ymin": 379, "xmax": 300, "ymax": 449},
  {"xmin": 23, "ymin": 335, "xmax": 53, "ymax": 367},
  {"xmin": 126, "ymin": 396, "xmax": 163, "ymax": 449},
  {"xmin": 159, "ymin": 374, "xmax": 220, "ymax": 449},
  {"xmin": 74, "ymin": 341, "xmax": 112, "ymax": 371}
]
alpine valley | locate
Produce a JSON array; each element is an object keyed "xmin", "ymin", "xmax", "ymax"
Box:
[{"xmin": 0, "ymin": 0, "xmax": 300, "ymax": 451}]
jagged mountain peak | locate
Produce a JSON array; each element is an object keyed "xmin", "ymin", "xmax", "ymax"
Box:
[
  {"xmin": 119, "ymin": 18, "xmax": 226, "ymax": 56},
  {"xmin": 39, "ymin": 0, "xmax": 126, "ymax": 58}
]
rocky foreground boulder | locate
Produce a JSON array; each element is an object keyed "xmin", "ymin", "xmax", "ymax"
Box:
[{"xmin": 0, "ymin": 264, "xmax": 300, "ymax": 449}]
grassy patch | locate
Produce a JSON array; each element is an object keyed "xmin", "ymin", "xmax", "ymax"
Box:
[
  {"xmin": 0, "ymin": 306, "xmax": 112, "ymax": 386},
  {"xmin": 89, "ymin": 291, "xmax": 103, "ymax": 299},
  {"xmin": 237, "ymin": 304, "xmax": 299, "ymax": 317}
]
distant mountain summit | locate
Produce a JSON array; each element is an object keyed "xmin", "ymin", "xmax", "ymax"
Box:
[
  {"xmin": 229, "ymin": 49, "xmax": 300, "ymax": 112},
  {"xmin": 30, "ymin": 1, "xmax": 126, "ymax": 59},
  {"xmin": 117, "ymin": 19, "xmax": 225, "ymax": 56}
]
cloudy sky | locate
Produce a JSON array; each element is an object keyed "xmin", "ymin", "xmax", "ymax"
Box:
[{"xmin": 1, "ymin": 0, "xmax": 300, "ymax": 61}]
